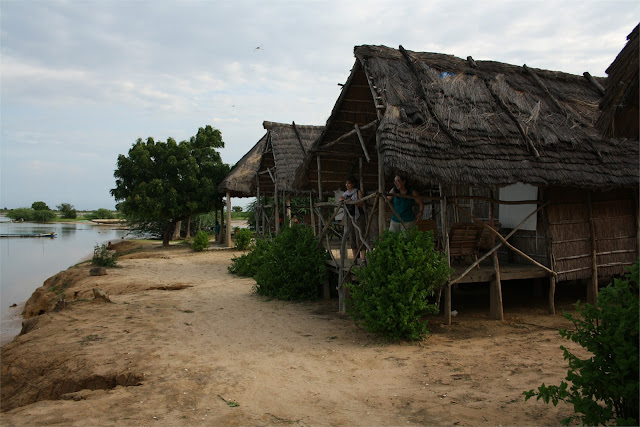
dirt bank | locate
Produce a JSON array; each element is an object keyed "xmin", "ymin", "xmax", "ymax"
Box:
[{"xmin": 1, "ymin": 241, "xmax": 582, "ymax": 426}]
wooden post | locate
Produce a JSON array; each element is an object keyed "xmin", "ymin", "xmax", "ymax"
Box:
[
  {"xmin": 541, "ymin": 189, "xmax": 556, "ymax": 315},
  {"xmin": 440, "ymin": 185, "xmax": 452, "ymax": 325},
  {"xmin": 285, "ymin": 194, "xmax": 291, "ymax": 224},
  {"xmin": 317, "ymin": 156, "xmax": 323, "ymax": 202},
  {"xmin": 256, "ymin": 173, "xmax": 261, "ymax": 237},
  {"xmin": 376, "ymin": 131, "xmax": 385, "ymax": 236},
  {"xmin": 309, "ymin": 192, "xmax": 316, "ymax": 236},
  {"xmin": 338, "ymin": 203, "xmax": 348, "ymax": 313},
  {"xmin": 274, "ymin": 181, "xmax": 280, "ymax": 235},
  {"xmin": 587, "ymin": 192, "xmax": 598, "ymax": 305},
  {"xmin": 489, "ymin": 191, "xmax": 503, "ymax": 321},
  {"xmin": 548, "ymin": 277, "xmax": 556, "ymax": 315},
  {"xmin": 225, "ymin": 191, "xmax": 232, "ymax": 248}
]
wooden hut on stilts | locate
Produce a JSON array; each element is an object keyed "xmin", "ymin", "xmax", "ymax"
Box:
[
  {"xmin": 295, "ymin": 44, "xmax": 639, "ymax": 321},
  {"xmin": 218, "ymin": 121, "xmax": 323, "ymax": 246}
]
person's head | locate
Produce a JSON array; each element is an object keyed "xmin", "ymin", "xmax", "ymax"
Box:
[
  {"xmin": 394, "ymin": 174, "xmax": 408, "ymax": 190},
  {"xmin": 345, "ymin": 175, "xmax": 358, "ymax": 190}
]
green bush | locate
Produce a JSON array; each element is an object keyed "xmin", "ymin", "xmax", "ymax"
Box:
[
  {"xmin": 31, "ymin": 201, "xmax": 50, "ymax": 210},
  {"xmin": 92, "ymin": 244, "xmax": 117, "ymax": 267},
  {"xmin": 86, "ymin": 208, "xmax": 115, "ymax": 220},
  {"xmin": 192, "ymin": 230, "xmax": 210, "ymax": 252},
  {"xmin": 228, "ymin": 238, "xmax": 271, "ymax": 277},
  {"xmin": 57, "ymin": 203, "xmax": 77, "ymax": 219},
  {"xmin": 32, "ymin": 209, "xmax": 56, "ymax": 222},
  {"xmin": 229, "ymin": 225, "xmax": 328, "ymax": 301},
  {"xmin": 524, "ymin": 259, "xmax": 639, "ymax": 426},
  {"xmin": 254, "ymin": 225, "xmax": 327, "ymax": 300},
  {"xmin": 346, "ymin": 228, "xmax": 451, "ymax": 341},
  {"xmin": 234, "ymin": 228, "xmax": 253, "ymax": 250},
  {"xmin": 7, "ymin": 208, "xmax": 35, "ymax": 221}
]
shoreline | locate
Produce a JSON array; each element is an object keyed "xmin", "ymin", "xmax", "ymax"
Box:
[{"xmin": 0, "ymin": 303, "xmax": 24, "ymax": 346}]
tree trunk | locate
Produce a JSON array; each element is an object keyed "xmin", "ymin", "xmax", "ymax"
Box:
[
  {"xmin": 185, "ymin": 216, "xmax": 191, "ymax": 238},
  {"xmin": 172, "ymin": 221, "xmax": 182, "ymax": 240},
  {"xmin": 163, "ymin": 221, "xmax": 177, "ymax": 247}
]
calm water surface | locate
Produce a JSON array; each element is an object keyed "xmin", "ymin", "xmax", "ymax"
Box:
[{"xmin": 0, "ymin": 217, "xmax": 128, "ymax": 338}]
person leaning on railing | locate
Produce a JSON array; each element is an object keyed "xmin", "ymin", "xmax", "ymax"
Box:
[
  {"xmin": 387, "ymin": 174, "xmax": 424, "ymax": 232},
  {"xmin": 339, "ymin": 175, "xmax": 365, "ymax": 259}
]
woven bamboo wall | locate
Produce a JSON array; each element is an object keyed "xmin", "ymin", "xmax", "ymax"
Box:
[{"xmin": 546, "ymin": 188, "xmax": 638, "ymax": 282}]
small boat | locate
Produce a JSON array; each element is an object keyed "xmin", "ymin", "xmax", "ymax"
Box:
[{"xmin": 0, "ymin": 232, "xmax": 57, "ymax": 238}]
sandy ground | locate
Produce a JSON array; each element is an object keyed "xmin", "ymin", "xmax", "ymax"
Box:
[{"xmin": 0, "ymin": 240, "xmax": 584, "ymax": 426}]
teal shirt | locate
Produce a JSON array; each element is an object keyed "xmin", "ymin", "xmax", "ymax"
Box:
[{"xmin": 391, "ymin": 187, "xmax": 415, "ymax": 222}]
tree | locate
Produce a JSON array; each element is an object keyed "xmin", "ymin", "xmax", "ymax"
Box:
[
  {"xmin": 111, "ymin": 125, "xmax": 230, "ymax": 246},
  {"xmin": 31, "ymin": 201, "xmax": 50, "ymax": 211},
  {"xmin": 57, "ymin": 203, "xmax": 77, "ymax": 219},
  {"xmin": 32, "ymin": 209, "xmax": 56, "ymax": 222},
  {"xmin": 524, "ymin": 260, "xmax": 639, "ymax": 425},
  {"xmin": 232, "ymin": 206, "xmax": 243, "ymax": 213}
]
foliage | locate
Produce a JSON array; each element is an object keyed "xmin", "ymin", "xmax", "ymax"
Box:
[
  {"xmin": 31, "ymin": 201, "xmax": 50, "ymax": 211},
  {"xmin": 234, "ymin": 228, "xmax": 253, "ymax": 250},
  {"xmin": 232, "ymin": 206, "xmax": 243, "ymax": 213},
  {"xmin": 229, "ymin": 225, "xmax": 328, "ymax": 301},
  {"xmin": 346, "ymin": 228, "xmax": 451, "ymax": 341},
  {"xmin": 192, "ymin": 230, "xmax": 210, "ymax": 252},
  {"xmin": 92, "ymin": 244, "xmax": 117, "ymax": 267},
  {"xmin": 32, "ymin": 209, "xmax": 56, "ymax": 222},
  {"xmin": 228, "ymin": 238, "xmax": 271, "ymax": 277},
  {"xmin": 85, "ymin": 208, "xmax": 115, "ymax": 220},
  {"xmin": 57, "ymin": 203, "xmax": 77, "ymax": 219},
  {"xmin": 111, "ymin": 125, "xmax": 230, "ymax": 246},
  {"xmin": 6, "ymin": 207, "xmax": 35, "ymax": 221},
  {"xmin": 524, "ymin": 260, "xmax": 639, "ymax": 426},
  {"xmin": 254, "ymin": 225, "xmax": 328, "ymax": 300}
]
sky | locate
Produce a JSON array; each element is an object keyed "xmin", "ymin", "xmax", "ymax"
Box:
[{"xmin": 1, "ymin": 1, "xmax": 638, "ymax": 211}]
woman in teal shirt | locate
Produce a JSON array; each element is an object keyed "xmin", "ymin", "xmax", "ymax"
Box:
[{"xmin": 388, "ymin": 174, "xmax": 423, "ymax": 232}]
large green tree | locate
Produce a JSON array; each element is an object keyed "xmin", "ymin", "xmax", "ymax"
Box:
[{"xmin": 111, "ymin": 125, "xmax": 230, "ymax": 246}]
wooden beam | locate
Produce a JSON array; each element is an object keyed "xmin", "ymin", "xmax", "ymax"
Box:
[
  {"xmin": 354, "ymin": 124, "xmax": 371, "ymax": 162},
  {"xmin": 291, "ymin": 121, "xmax": 307, "ymax": 155},
  {"xmin": 587, "ymin": 192, "xmax": 598, "ymax": 305},
  {"xmin": 316, "ymin": 156, "xmax": 323, "ymax": 202},
  {"xmin": 485, "ymin": 79, "xmax": 540, "ymax": 159},
  {"xmin": 323, "ymin": 119, "xmax": 378, "ymax": 149},
  {"xmin": 582, "ymin": 72, "xmax": 605, "ymax": 95}
]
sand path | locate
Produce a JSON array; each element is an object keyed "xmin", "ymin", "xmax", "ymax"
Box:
[{"xmin": 1, "ymin": 241, "xmax": 580, "ymax": 425}]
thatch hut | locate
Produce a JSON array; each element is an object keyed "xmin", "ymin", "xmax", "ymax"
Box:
[
  {"xmin": 596, "ymin": 24, "xmax": 639, "ymax": 139},
  {"xmin": 296, "ymin": 45, "xmax": 639, "ymax": 319},
  {"xmin": 218, "ymin": 121, "xmax": 323, "ymax": 245}
]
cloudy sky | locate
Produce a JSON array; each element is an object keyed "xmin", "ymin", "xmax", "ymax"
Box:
[{"xmin": 1, "ymin": 0, "xmax": 637, "ymax": 210}]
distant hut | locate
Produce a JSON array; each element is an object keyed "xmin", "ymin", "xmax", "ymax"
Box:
[
  {"xmin": 218, "ymin": 121, "xmax": 322, "ymax": 244},
  {"xmin": 296, "ymin": 45, "xmax": 638, "ymax": 319},
  {"xmin": 596, "ymin": 24, "xmax": 639, "ymax": 139}
]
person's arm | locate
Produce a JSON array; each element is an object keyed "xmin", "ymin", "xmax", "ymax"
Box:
[
  {"xmin": 357, "ymin": 189, "xmax": 365, "ymax": 207},
  {"xmin": 387, "ymin": 187, "xmax": 395, "ymax": 201},
  {"xmin": 413, "ymin": 189, "xmax": 424, "ymax": 220}
]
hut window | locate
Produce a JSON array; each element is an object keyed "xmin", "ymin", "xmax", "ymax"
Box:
[{"xmin": 498, "ymin": 183, "xmax": 538, "ymax": 231}]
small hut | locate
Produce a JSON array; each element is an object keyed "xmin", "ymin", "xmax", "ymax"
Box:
[
  {"xmin": 296, "ymin": 45, "xmax": 639, "ymax": 319},
  {"xmin": 218, "ymin": 121, "xmax": 323, "ymax": 245}
]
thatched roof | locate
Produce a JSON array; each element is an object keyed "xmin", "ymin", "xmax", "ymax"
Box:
[
  {"xmin": 217, "ymin": 133, "xmax": 267, "ymax": 197},
  {"xmin": 596, "ymin": 24, "xmax": 639, "ymax": 139},
  {"xmin": 218, "ymin": 121, "xmax": 323, "ymax": 197},
  {"xmin": 298, "ymin": 45, "xmax": 638, "ymax": 195}
]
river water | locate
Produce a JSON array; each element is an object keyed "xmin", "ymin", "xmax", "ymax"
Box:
[{"xmin": 0, "ymin": 216, "xmax": 128, "ymax": 344}]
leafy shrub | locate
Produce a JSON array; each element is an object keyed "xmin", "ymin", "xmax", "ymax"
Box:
[
  {"xmin": 31, "ymin": 209, "xmax": 56, "ymax": 222},
  {"xmin": 86, "ymin": 208, "xmax": 115, "ymax": 220},
  {"xmin": 229, "ymin": 225, "xmax": 328, "ymax": 301},
  {"xmin": 346, "ymin": 228, "xmax": 451, "ymax": 341},
  {"xmin": 92, "ymin": 244, "xmax": 117, "ymax": 267},
  {"xmin": 228, "ymin": 238, "xmax": 270, "ymax": 277},
  {"xmin": 234, "ymin": 228, "xmax": 253, "ymax": 250},
  {"xmin": 192, "ymin": 230, "xmax": 210, "ymax": 252},
  {"xmin": 57, "ymin": 203, "xmax": 77, "ymax": 219},
  {"xmin": 31, "ymin": 201, "xmax": 50, "ymax": 210},
  {"xmin": 7, "ymin": 208, "xmax": 35, "ymax": 221},
  {"xmin": 254, "ymin": 225, "xmax": 328, "ymax": 300},
  {"xmin": 524, "ymin": 259, "xmax": 639, "ymax": 426}
]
